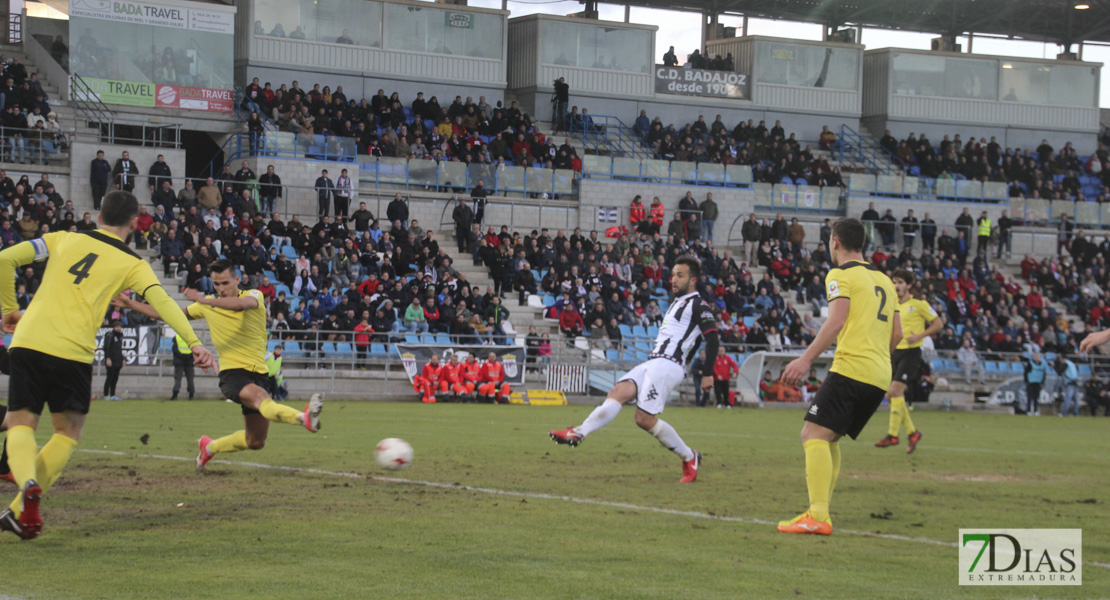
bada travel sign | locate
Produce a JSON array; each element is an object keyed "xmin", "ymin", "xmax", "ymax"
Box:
[
  {"xmin": 70, "ymin": 0, "xmax": 234, "ymax": 33},
  {"xmin": 76, "ymin": 79, "xmax": 233, "ymax": 113}
]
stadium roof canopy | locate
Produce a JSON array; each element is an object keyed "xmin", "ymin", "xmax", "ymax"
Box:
[{"xmin": 615, "ymin": 0, "xmax": 1110, "ymax": 46}]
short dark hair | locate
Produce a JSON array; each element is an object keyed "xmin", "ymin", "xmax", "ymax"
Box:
[
  {"xmin": 208, "ymin": 258, "xmax": 238, "ymax": 276},
  {"xmin": 101, "ymin": 190, "xmax": 139, "ymax": 226},
  {"xmin": 675, "ymin": 255, "xmax": 702, "ymax": 279},
  {"xmin": 892, "ymin": 269, "xmax": 915, "ymax": 285},
  {"xmin": 831, "ymin": 218, "xmax": 865, "ymax": 252}
]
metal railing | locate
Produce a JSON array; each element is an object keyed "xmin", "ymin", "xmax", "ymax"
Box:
[
  {"xmin": 838, "ymin": 124, "xmax": 899, "ymax": 176},
  {"xmin": 217, "ymin": 132, "xmax": 579, "ymax": 199},
  {"xmin": 6, "ymin": 13, "xmax": 20, "ymax": 45},
  {"xmin": 568, "ymin": 114, "xmax": 655, "ymax": 160},
  {"xmin": 580, "ymin": 153, "xmax": 755, "ymax": 188},
  {"xmin": 70, "ymin": 73, "xmax": 183, "ymax": 149}
]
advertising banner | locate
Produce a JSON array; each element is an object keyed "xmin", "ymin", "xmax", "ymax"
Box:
[
  {"xmin": 395, "ymin": 344, "xmax": 527, "ymax": 385},
  {"xmin": 76, "ymin": 79, "xmax": 232, "ymax": 113},
  {"xmin": 71, "ymin": 0, "xmax": 233, "ymax": 33},
  {"xmin": 155, "ymin": 85, "xmax": 234, "ymax": 112},
  {"xmin": 654, "ymin": 65, "xmax": 749, "ymax": 99},
  {"xmin": 93, "ymin": 325, "xmax": 159, "ymax": 366}
]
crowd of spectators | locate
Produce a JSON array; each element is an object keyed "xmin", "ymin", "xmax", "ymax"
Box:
[
  {"xmin": 241, "ymin": 76, "xmax": 587, "ymax": 172},
  {"xmin": 878, "ymin": 130, "xmax": 1110, "ymax": 202},
  {"xmin": 661, "ymin": 46, "xmax": 734, "ymax": 71},
  {"xmin": 631, "ymin": 112, "xmax": 846, "ymax": 187},
  {"xmin": 0, "ymin": 57, "xmax": 65, "ymax": 165}
]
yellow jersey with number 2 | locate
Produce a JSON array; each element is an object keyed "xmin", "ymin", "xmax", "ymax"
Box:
[{"xmin": 824, "ymin": 261, "xmax": 897, "ymax": 391}]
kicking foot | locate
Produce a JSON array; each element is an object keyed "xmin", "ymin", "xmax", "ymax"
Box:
[
  {"xmin": 777, "ymin": 511, "xmax": 832, "ymax": 535},
  {"xmin": 196, "ymin": 435, "xmax": 214, "ymax": 473},
  {"xmin": 874, "ymin": 434, "xmax": 899, "ymax": 448},
  {"xmin": 16, "ymin": 479, "xmax": 42, "ymax": 539},
  {"xmin": 549, "ymin": 427, "xmax": 583, "ymax": 447},
  {"xmin": 906, "ymin": 430, "xmax": 922, "ymax": 454},
  {"xmin": 0, "ymin": 508, "xmax": 31, "ymax": 539},
  {"xmin": 304, "ymin": 394, "xmax": 324, "ymax": 432},
  {"xmin": 679, "ymin": 450, "xmax": 702, "ymax": 483}
]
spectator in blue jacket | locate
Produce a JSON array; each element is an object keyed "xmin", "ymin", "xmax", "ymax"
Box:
[{"xmin": 1054, "ymin": 355, "xmax": 1080, "ymax": 416}]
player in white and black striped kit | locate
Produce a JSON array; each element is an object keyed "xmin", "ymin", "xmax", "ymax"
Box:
[{"xmin": 549, "ymin": 256, "xmax": 719, "ymax": 482}]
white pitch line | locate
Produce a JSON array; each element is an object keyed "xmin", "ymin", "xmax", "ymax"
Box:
[
  {"xmin": 399, "ymin": 415, "xmax": 1110, "ymax": 461},
  {"xmin": 79, "ymin": 449, "xmax": 1110, "ymax": 570}
]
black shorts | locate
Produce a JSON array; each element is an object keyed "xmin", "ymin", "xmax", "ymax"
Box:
[
  {"xmin": 8, "ymin": 348, "xmax": 93, "ymax": 416},
  {"xmin": 891, "ymin": 348, "xmax": 923, "ymax": 386},
  {"xmin": 218, "ymin": 369, "xmax": 271, "ymax": 416},
  {"xmin": 804, "ymin": 371, "xmax": 887, "ymax": 440}
]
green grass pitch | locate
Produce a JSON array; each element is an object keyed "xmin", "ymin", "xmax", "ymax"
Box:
[{"xmin": 0, "ymin": 400, "xmax": 1105, "ymax": 599}]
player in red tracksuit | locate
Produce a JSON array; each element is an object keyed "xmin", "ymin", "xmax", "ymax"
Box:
[
  {"xmin": 460, "ymin": 354, "xmax": 483, "ymax": 402},
  {"xmin": 479, "ymin": 351, "xmax": 512, "ymax": 404},
  {"xmin": 712, "ymin": 353, "xmax": 740, "ymax": 408},
  {"xmin": 413, "ymin": 355, "xmax": 441, "ymax": 403},
  {"xmin": 437, "ymin": 355, "xmax": 467, "ymax": 402}
]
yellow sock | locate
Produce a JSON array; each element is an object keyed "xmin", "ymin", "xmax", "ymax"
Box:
[
  {"xmin": 259, "ymin": 399, "xmax": 301, "ymax": 426},
  {"xmin": 897, "ymin": 396, "xmax": 917, "ymax": 435},
  {"xmin": 888, "ymin": 396, "xmax": 903, "ymax": 437},
  {"xmin": 804, "ymin": 439, "xmax": 832, "ymax": 523},
  {"xmin": 7, "ymin": 425, "xmax": 38, "ymax": 517},
  {"xmin": 829, "ymin": 441, "xmax": 841, "ymax": 495},
  {"xmin": 34, "ymin": 434, "xmax": 77, "ymax": 496},
  {"xmin": 209, "ymin": 431, "xmax": 249, "ymax": 455}
]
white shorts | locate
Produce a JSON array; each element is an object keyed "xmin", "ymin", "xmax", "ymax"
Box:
[{"xmin": 618, "ymin": 357, "xmax": 687, "ymax": 415}]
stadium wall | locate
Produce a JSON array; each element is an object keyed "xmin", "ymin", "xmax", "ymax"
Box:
[{"xmin": 70, "ymin": 142, "xmax": 187, "ymax": 210}]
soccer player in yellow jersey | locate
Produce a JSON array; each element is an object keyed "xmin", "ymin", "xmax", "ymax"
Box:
[
  {"xmin": 0, "ymin": 191, "xmax": 215, "ymax": 540},
  {"xmin": 778, "ymin": 218, "xmax": 901, "ymax": 535},
  {"xmin": 875, "ymin": 269, "xmax": 942, "ymax": 454},
  {"xmin": 116, "ymin": 259, "xmax": 323, "ymax": 472}
]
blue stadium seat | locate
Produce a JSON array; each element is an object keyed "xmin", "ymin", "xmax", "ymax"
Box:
[
  {"xmin": 743, "ymin": 316, "xmax": 755, "ymax": 328},
  {"xmin": 1009, "ymin": 362, "xmax": 1024, "ymax": 375},
  {"xmin": 619, "ymin": 324, "xmax": 633, "ymax": 337},
  {"xmin": 336, "ymin": 342, "xmax": 353, "ymax": 357},
  {"xmin": 322, "ymin": 342, "xmax": 337, "ymax": 355},
  {"xmin": 267, "ymin": 340, "xmax": 280, "ymax": 352},
  {"xmin": 404, "ymin": 334, "xmax": 421, "ymax": 344},
  {"xmin": 284, "ymin": 341, "xmax": 301, "ymax": 354},
  {"xmin": 274, "ymin": 284, "xmax": 291, "ymax": 297},
  {"xmin": 605, "ymin": 349, "xmax": 618, "ymax": 362},
  {"xmin": 542, "ymin": 295, "xmax": 556, "ymax": 308},
  {"xmin": 370, "ymin": 343, "xmax": 388, "ymax": 357},
  {"xmin": 646, "ymin": 326, "xmax": 659, "ymax": 337},
  {"xmin": 1079, "ymin": 364, "xmax": 1093, "ymax": 378},
  {"xmin": 434, "ymin": 334, "xmax": 451, "ymax": 345},
  {"xmin": 281, "ymin": 246, "xmax": 298, "ymax": 259}
]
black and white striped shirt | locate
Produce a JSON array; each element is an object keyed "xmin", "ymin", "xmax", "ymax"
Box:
[{"xmin": 650, "ymin": 291, "xmax": 718, "ymax": 368}]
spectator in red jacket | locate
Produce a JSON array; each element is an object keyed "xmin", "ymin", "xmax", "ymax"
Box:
[
  {"xmin": 257, "ymin": 276, "xmax": 276, "ymax": 303},
  {"xmin": 712, "ymin": 353, "xmax": 739, "ymax": 408},
  {"xmin": 629, "ymin": 195, "xmax": 645, "ymax": 227},
  {"xmin": 559, "ymin": 303, "xmax": 585, "ymax": 341}
]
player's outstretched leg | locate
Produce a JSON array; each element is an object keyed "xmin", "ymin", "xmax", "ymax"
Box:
[
  {"xmin": 256, "ymin": 391, "xmax": 322, "ymax": 432},
  {"xmin": 550, "ymin": 380, "xmax": 636, "ymax": 446}
]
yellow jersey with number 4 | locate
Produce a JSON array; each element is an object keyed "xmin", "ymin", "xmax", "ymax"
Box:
[
  {"xmin": 0, "ymin": 230, "xmax": 201, "ymax": 364},
  {"xmin": 896, "ymin": 297, "xmax": 937, "ymax": 350},
  {"xmin": 187, "ymin": 289, "xmax": 268, "ymax": 374},
  {"xmin": 824, "ymin": 261, "xmax": 897, "ymax": 391}
]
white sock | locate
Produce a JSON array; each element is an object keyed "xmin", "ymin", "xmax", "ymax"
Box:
[
  {"xmin": 206, "ymin": 442, "xmax": 215, "ymax": 455},
  {"xmin": 649, "ymin": 419, "xmax": 695, "ymax": 461},
  {"xmin": 576, "ymin": 399, "xmax": 622, "ymax": 436}
]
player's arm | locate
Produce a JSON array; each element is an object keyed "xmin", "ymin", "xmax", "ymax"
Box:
[
  {"xmin": 0, "ymin": 238, "xmax": 43, "ymax": 331},
  {"xmin": 889, "ymin": 311, "xmax": 903, "ymax": 353},
  {"xmin": 695, "ymin": 301, "xmax": 719, "ymax": 390},
  {"xmin": 182, "ymin": 287, "xmax": 259, "ymax": 311},
  {"xmin": 781, "ymin": 297, "xmax": 848, "ymax": 386}
]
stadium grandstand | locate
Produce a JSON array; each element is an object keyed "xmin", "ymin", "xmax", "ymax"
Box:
[{"xmin": 0, "ymin": 0, "xmax": 1105, "ymax": 414}]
